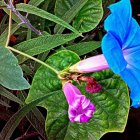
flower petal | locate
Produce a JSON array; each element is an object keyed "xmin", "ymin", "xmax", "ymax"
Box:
[
  {"xmin": 105, "ymin": 0, "xmax": 132, "ymax": 44},
  {"xmin": 102, "ymin": 0, "xmax": 140, "ymax": 108},
  {"xmin": 63, "ymin": 82, "xmax": 96, "ymax": 123},
  {"xmin": 124, "ymin": 49, "xmax": 140, "ymax": 70},
  {"xmin": 120, "ymin": 65, "xmax": 140, "ymax": 108},
  {"xmin": 80, "ymin": 115, "xmax": 91, "ymax": 123},
  {"xmin": 63, "ymin": 82, "xmax": 81, "ymax": 105},
  {"xmin": 102, "ymin": 33, "xmax": 127, "ymax": 74},
  {"xmin": 122, "ymin": 19, "xmax": 140, "ymax": 50}
]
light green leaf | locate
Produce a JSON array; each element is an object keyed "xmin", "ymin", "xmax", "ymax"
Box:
[
  {"xmin": 14, "ymin": 33, "xmax": 79, "ymax": 63},
  {"xmin": 0, "ymin": 0, "xmax": 5, "ymax": 7},
  {"xmin": 67, "ymin": 41, "xmax": 100, "ymax": 56},
  {"xmin": 16, "ymin": 3, "xmax": 80, "ymax": 35},
  {"xmin": 55, "ymin": 0, "xmax": 103, "ymax": 33},
  {"xmin": 0, "ymin": 46, "xmax": 30, "ymax": 90},
  {"xmin": 25, "ymin": 50, "xmax": 129, "ymax": 140}
]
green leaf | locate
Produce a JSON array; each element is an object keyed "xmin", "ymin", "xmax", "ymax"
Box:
[
  {"xmin": 54, "ymin": 0, "xmax": 88, "ymax": 33},
  {"xmin": 26, "ymin": 108, "xmax": 48, "ymax": 139},
  {"xmin": 0, "ymin": 15, "xmax": 8, "ymax": 34},
  {"xmin": 0, "ymin": 1, "xmax": 5, "ymax": 7},
  {"xmin": 45, "ymin": 71, "xmax": 129, "ymax": 140},
  {"xmin": 55, "ymin": 0, "xmax": 103, "ymax": 33},
  {"xmin": 18, "ymin": 93, "xmax": 48, "ymax": 139},
  {"xmin": 0, "ymin": 91, "xmax": 59, "ymax": 140},
  {"xmin": 3, "ymin": 9, "xmax": 26, "ymax": 28},
  {"xmin": 25, "ymin": 51, "xmax": 129, "ymax": 140},
  {"xmin": 16, "ymin": 3, "xmax": 80, "ymax": 35},
  {"xmin": 0, "ymin": 46, "xmax": 30, "ymax": 90},
  {"xmin": 0, "ymin": 1, "xmax": 3, "ymax": 6},
  {"xmin": 73, "ymin": 0, "xmax": 103, "ymax": 32},
  {"xmin": 29, "ymin": 0, "xmax": 45, "ymax": 6},
  {"xmin": 0, "ymin": 100, "xmax": 11, "ymax": 108},
  {"xmin": 66, "ymin": 41, "xmax": 100, "ymax": 56},
  {"xmin": 0, "ymin": 86, "xmax": 23, "ymax": 104},
  {"xmin": 0, "ymin": 24, "xmax": 20, "ymax": 46},
  {"xmin": 25, "ymin": 50, "xmax": 80, "ymax": 104},
  {"xmin": 15, "ymin": 33, "xmax": 79, "ymax": 63}
]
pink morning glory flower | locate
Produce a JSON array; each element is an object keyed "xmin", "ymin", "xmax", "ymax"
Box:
[
  {"xmin": 63, "ymin": 82, "xmax": 96, "ymax": 123},
  {"xmin": 69, "ymin": 54, "xmax": 109, "ymax": 73}
]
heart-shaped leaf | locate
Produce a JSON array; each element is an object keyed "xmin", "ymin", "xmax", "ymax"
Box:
[
  {"xmin": 25, "ymin": 50, "xmax": 80, "ymax": 104},
  {"xmin": 0, "ymin": 46, "xmax": 30, "ymax": 90},
  {"xmin": 26, "ymin": 50, "xmax": 130, "ymax": 140}
]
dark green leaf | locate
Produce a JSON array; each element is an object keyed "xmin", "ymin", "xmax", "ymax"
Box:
[
  {"xmin": 25, "ymin": 51, "xmax": 129, "ymax": 140},
  {"xmin": 25, "ymin": 50, "xmax": 80, "ymax": 103},
  {"xmin": 0, "ymin": 46, "xmax": 30, "ymax": 90},
  {"xmin": 0, "ymin": 100, "xmax": 11, "ymax": 108},
  {"xmin": 21, "ymin": 64, "xmax": 33, "ymax": 76},
  {"xmin": 0, "ymin": 1, "xmax": 3, "ymax": 6},
  {"xmin": 16, "ymin": 3, "xmax": 80, "ymax": 35},
  {"xmin": 0, "ymin": 90, "xmax": 59, "ymax": 140},
  {"xmin": 0, "ymin": 15, "xmax": 8, "ymax": 35},
  {"xmin": 0, "ymin": 86, "xmax": 23, "ymax": 104},
  {"xmin": 18, "ymin": 93, "xmax": 47, "ymax": 140},
  {"xmin": 0, "ymin": 24, "xmax": 20, "ymax": 46},
  {"xmin": 67, "ymin": 41, "xmax": 100, "ymax": 56},
  {"xmin": 103, "ymin": 0, "xmax": 115, "ymax": 14},
  {"xmin": 15, "ymin": 33, "xmax": 79, "ymax": 63},
  {"xmin": 3, "ymin": 9, "xmax": 25, "ymax": 27},
  {"xmin": 29, "ymin": 0, "xmax": 45, "ymax": 6},
  {"xmin": 26, "ymin": 108, "xmax": 48, "ymax": 140},
  {"xmin": 45, "ymin": 70, "xmax": 129, "ymax": 140},
  {"xmin": 54, "ymin": 0, "xmax": 88, "ymax": 33},
  {"xmin": 55, "ymin": 0, "xmax": 103, "ymax": 33},
  {"xmin": 73, "ymin": 0, "xmax": 103, "ymax": 32}
]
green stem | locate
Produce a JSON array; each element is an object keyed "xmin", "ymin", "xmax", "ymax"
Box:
[{"xmin": 6, "ymin": 46, "xmax": 59, "ymax": 74}]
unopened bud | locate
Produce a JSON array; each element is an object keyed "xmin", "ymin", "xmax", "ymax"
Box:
[{"xmin": 69, "ymin": 54, "xmax": 109, "ymax": 73}]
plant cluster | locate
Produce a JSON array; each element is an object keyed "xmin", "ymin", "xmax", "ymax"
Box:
[{"xmin": 0, "ymin": 0, "xmax": 140, "ymax": 139}]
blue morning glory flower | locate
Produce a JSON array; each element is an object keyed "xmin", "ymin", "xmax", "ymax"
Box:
[{"xmin": 102, "ymin": 0, "xmax": 140, "ymax": 108}]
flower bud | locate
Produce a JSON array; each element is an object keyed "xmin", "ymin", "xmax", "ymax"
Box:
[{"xmin": 69, "ymin": 54, "xmax": 109, "ymax": 73}]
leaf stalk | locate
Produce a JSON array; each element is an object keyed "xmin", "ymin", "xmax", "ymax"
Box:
[{"xmin": 6, "ymin": 46, "xmax": 59, "ymax": 74}]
